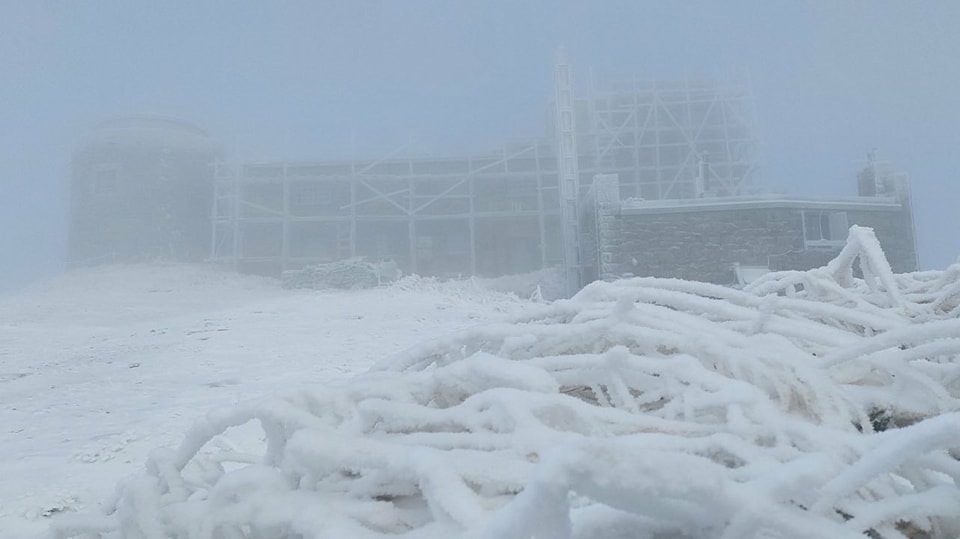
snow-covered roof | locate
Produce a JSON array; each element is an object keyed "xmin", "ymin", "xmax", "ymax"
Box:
[{"xmin": 620, "ymin": 193, "xmax": 902, "ymax": 214}]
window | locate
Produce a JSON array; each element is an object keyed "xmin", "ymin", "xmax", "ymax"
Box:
[{"xmin": 803, "ymin": 210, "xmax": 848, "ymax": 246}]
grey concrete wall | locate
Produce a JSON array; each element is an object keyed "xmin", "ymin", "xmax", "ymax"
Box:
[
  {"xmin": 606, "ymin": 205, "xmax": 917, "ymax": 285},
  {"xmin": 846, "ymin": 207, "xmax": 918, "ymax": 274}
]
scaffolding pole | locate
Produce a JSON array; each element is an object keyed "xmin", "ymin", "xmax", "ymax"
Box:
[{"xmin": 555, "ymin": 48, "xmax": 582, "ymax": 296}]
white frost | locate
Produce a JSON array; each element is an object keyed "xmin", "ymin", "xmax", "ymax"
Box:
[{"xmin": 53, "ymin": 227, "xmax": 960, "ymax": 538}]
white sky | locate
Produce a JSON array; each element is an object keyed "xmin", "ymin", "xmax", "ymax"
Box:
[{"xmin": 2, "ymin": 1, "xmax": 958, "ymax": 290}]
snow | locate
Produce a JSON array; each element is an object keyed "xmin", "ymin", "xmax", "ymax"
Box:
[
  {"xmin": 0, "ymin": 264, "xmax": 527, "ymax": 538},
  {"xmin": 7, "ymin": 226, "xmax": 960, "ymax": 538}
]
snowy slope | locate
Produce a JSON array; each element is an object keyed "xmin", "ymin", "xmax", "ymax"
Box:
[
  {"xmin": 47, "ymin": 227, "xmax": 960, "ymax": 539},
  {"xmin": 0, "ymin": 264, "xmax": 529, "ymax": 538}
]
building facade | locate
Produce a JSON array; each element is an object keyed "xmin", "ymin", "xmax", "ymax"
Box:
[
  {"xmin": 69, "ymin": 116, "xmax": 220, "ymax": 266},
  {"xmin": 208, "ymin": 75, "xmax": 767, "ymax": 284},
  {"xmin": 70, "ymin": 62, "xmax": 918, "ymax": 292},
  {"xmin": 581, "ymin": 172, "xmax": 917, "ymax": 286}
]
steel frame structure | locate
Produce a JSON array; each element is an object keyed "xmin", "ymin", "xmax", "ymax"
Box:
[
  {"xmin": 211, "ymin": 61, "xmax": 762, "ymax": 291},
  {"xmin": 554, "ymin": 48, "xmax": 583, "ymax": 297},
  {"xmin": 211, "ymin": 141, "xmax": 563, "ymax": 278},
  {"xmin": 579, "ymin": 79, "xmax": 760, "ymax": 201}
]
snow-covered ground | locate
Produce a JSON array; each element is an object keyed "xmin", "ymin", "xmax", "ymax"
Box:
[
  {"xmin": 0, "ymin": 264, "xmax": 529, "ymax": 538},
  {"xmin": 7, "ymin": 227, "xmax": 960, "ymax": 538}
]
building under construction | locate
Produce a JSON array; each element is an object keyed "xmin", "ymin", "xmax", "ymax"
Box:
[{"xmin": 70, "ymin": 55, "xmax": 918, "ymax": 295}]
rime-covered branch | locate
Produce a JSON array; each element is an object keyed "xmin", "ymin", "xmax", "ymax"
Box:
[{"xmin": 54, "ymin": 227, "xmax": 960, "ymax": 538}]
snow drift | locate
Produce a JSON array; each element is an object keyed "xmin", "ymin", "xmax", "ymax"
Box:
[{"xmin": 54, "ymin": 226, "xmax": 960, "ymax": 539}]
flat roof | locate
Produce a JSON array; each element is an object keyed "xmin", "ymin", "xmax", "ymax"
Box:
[{"xmin": 619, "ymin": 194, "xmax": 902, "ymax": 214}]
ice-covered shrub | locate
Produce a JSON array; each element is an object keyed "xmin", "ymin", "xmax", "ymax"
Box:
[{"xmin": 55, "ymin": 226, "xmax": 960, "ymax": 539}]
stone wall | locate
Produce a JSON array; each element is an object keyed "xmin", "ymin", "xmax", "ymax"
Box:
[
  {"xmin": 605, "ymin": 204, "xmax": 916, "ymax": 285},
  {"xmin": 847, "ymin": 207, "xmax": 918, "ymax": 274}
]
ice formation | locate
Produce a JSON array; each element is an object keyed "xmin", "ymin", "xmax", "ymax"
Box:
[{"xmin": 54, "ymin": 227, "xmax": 960, "ymax": 538}]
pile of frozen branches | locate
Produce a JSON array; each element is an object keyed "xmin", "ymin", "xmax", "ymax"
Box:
[
  {"xmin": 56, "ymin": 227, "xmax": 960, "ymax": 539},
  {"xmin": 281, "ymin": 258, "xmax": 401, "ymax": 290}
]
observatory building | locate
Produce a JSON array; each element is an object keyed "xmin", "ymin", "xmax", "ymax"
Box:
[
  {"xmin": 69, "ymin": 58, "xmax": 918, "ymax": 295},
  {"xmin": 68, "ymin": 116, "xmax": 220, "ymax": 266}
]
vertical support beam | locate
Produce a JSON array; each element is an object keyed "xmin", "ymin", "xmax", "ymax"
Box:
[
  {"xmin": 632, "ymin": 80, "xmax": 641, "ymax": 196},
  {"xmin": 349, "ymin": 160, "xmax": 358, "ymax": 258},
  {"xmin": 210, "ymin": 161, "xmax": 220, "ymax": 262},
  {"xmin": 349, "ymin": 143, "xmax": 357, "ymax": 258},
  {"xmin": 408, "ymin": 177, "xmax": 417, "ymax": 274},
  {"xmin": 800, "ymin": 208, "xmax": 808, "ymax": 245},
  {"xmin": 534, "ymin": 142, "xmax": 548, "ymax": 269},
  {"xmin": 468, "ymin": 174, "xmax": 477, "ymax": 276},
  {"xmin": 695, "ymin": 153, "xmax": 707, "ymax": 198},
  {"xmin": 588, "ymin": 71, "xmax": 601, "ymax": 170},
  {"xmin": 232, "ymin": 164, "xmax": 242, "ymax": 267},
  {"xmin": 349, "ymin": 182, "xmax": 358, "ymax": 258},
  {"xmin": 554, "ymin": 47, "xmax": 582, "ymax": 297},
  {"xmin": 281, "ymin": 163, "xmax": 290, "ymax": 271},
  {"xmin": 718, "ymin": 89, "xmax": 735, "ymax": 196},
  {"xmin": 653, "ymin": 88, "xmax": 664, "ymax": 199}
]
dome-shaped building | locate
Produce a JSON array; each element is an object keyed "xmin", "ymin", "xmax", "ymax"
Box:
[{"xmin": 68, "ymin": 116, "xmax": 221, "ymax": 266}]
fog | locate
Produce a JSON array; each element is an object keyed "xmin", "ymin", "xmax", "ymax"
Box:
[{"xmin": 2, "ymin": 1, "xmax": 959, "ymax": 292}]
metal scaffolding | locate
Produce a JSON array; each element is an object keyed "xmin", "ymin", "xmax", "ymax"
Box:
[
  {"xmin": 211, "ymin": 142, "xmax": 563, "ymax": 278},
  {"xmin": 210, "ymin": 57, "xmax": 762, "ymax": 292},
  {"xmin": 554, "ymin": 48, "xmax": 583, "ymax": 297},
  {"xmin": 579, "ymin": 79, "xmax": 760, "ymax": 201}
]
